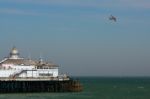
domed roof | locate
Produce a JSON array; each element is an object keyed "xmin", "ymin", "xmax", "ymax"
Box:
[
  {"xmin": 10, "ymin": 47, "xmax": 19, "ymax": 55},
  {"xmin": 0, "ymin": 47, "xmax": 58, "ymax": 67},
  {"xmin": 9, "ymin": 47, "xmax": 20, "ymax": 59}
]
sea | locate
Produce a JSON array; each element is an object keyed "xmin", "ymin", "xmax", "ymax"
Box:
[{"xmin": 0, "ymin": 77, "xmax": 150, "ymax": 99}]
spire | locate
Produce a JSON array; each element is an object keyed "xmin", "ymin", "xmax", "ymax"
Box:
[
  {"xmin": 39, "ymin": 58, "xmax": 44, "ymax": 64},
  {"xmin": 39, "ymin": 53, "xmax": 44, "ymax": 64}
]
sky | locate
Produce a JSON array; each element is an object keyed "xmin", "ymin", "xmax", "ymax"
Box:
[{"xmin": 0, "ymin": 0, "xmax": 150, "ymax": 76}]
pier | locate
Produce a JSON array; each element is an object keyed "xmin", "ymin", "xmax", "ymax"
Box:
[
  {"xmin": 0, "ymin": 79, "xmax": 82, "ymax": 93},
  {"xmin": 0, "ymin": 47, "xmax": 83, "ymax": 93}
]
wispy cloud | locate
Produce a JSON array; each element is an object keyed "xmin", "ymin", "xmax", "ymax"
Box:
[
  {"xmin": 121, "ymin": 0, "xmax": 150, "ymax": 9},
  {"xmin": 0, "ymin": 0, "xmax": 149, "ymax": 17},
  {"xmin": 1, "ymin": 0, "xmax": 150, "ymax": 9},
  {"xmin": 0, "ymin": 0, "xmax": 101, "ymax": 8},
  {"xmin": 0, "ymin": 8, "xmax": 40, "ymax": 16}
]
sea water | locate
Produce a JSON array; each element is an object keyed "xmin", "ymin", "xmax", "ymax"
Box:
[{"xmin": 0, "ymin": 77, "xmax": 150, "ymax": 99}]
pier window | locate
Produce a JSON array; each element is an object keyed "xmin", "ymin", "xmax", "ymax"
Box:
[{"xmin": 39, "ymin": 73, "xmax": 53, "ymax": 76}]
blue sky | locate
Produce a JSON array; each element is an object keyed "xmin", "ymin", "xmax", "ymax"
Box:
[{"xmin": 0, "ymin": 0, "xmax": 150, "ymax": 76}]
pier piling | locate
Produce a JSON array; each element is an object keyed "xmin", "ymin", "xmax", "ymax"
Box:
[{"xmin": 0, "ymin": 79, "xmax": 82, "ymax": 93}]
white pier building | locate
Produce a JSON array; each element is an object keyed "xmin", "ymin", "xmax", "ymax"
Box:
[{"xmin": 0, "ymin": 47, "xmax": 68, "ymax": 80}]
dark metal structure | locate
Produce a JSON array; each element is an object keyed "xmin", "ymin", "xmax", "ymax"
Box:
[{"xmin": 0, "ymin": 79, "xmax": 82, "ymax": 93}]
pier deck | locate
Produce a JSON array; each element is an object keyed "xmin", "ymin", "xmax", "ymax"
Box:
[{"xmin": 0, "ymin": 77, "xmax": 70, "ymax": 81}]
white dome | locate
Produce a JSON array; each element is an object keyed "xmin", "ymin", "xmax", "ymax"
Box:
[
  {"xmin": 11, "ymin": 47, "xmax": 19, "ymax": 54},
  {"xmin": 9, "ymin": 47, "xmax": 20, "ymax": 59}
]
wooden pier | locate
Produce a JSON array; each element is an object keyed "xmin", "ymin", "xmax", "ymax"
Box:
[{"xmin": 0, "ymin": 79, "xmax": 82, "ymax": 93}]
